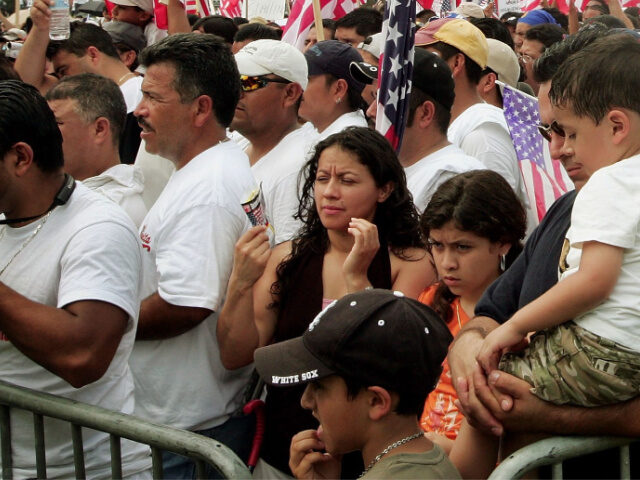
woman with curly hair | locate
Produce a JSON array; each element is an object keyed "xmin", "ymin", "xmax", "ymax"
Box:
[
  {"xmin": 417, "ymin": 170, "xmax": 527, "ymax": 453},
  {"xmin": 217, "ymin": 126, "xmax": 435, "ymax": 476}
]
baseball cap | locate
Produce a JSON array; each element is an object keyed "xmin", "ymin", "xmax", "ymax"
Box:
[
  {"xmin": 109, "ymin": 0, "xmax": 153, "ymax": 14},
  {"xmin": 357, "ymin": 32, "xmax": 384, "ymax": 60},
  {"xmin": 415, "ymin": 18, "xmax": 488, "ymax": 69},
  {"xmin": 455, "ymin": 2, "xmax": 485, "ymax": 19},
  {"xmin": 412, "ymin": 48, "xmax": 455, "ymax": 111},
  {"xmin": 305, "ymin": 40, "xmax": 365, "ymax": 94},
  {"xmin": 235, "ymin": 39, "xmax": 308, "ymax": 90},
  {"xmin": 349, "ymin": 61, "xmax": 377, "ymax": 85},
  {"xmin": 485, "ymin": 38, "xmax": 519, "ymax": 87},
  {"xmin": 517, "ymin": 10, "xmax": 559, "ymax": 26},
  {"xmin": 103, "ymin": 21, "xmax": 146, "ymax": 52},
  {"xmin": 254, "ymin": 289, "xmax": 452, "ymax": 397}
]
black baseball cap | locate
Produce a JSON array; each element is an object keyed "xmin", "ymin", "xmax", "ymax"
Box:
[
  {"xmin": 412, "ymin": 48, "xmax": 455, "ymax": 111},
  {"xmin": 254, "ymin": 289, "xmax": 452, "ymax": 397},
  {"xmin": 349, "ymin": 61, "xmax": 378, "ymax": 85},
  {"xmin": 305, "ymin": 40, "xmax": 365, "ymax": 94}
]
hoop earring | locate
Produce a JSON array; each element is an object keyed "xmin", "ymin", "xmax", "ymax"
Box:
[{"xmin": 500, "ymin": 254, "xmax": 506, "ymax": 272}]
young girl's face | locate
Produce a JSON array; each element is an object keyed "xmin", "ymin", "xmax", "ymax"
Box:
[{"xmin": 428, "ymin": 221, "xmax": 508, "ymax": 301}]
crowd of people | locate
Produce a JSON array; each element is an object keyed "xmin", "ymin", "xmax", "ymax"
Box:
[{"xmin": 1, "ymin": 0, "xmax": 640, "ymax": 478}]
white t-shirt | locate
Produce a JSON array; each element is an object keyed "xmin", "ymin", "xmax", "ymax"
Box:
[
  {"xmin": 131, "ymin": 140, "xmax": 257, "ymax": 431},
  {"xmin": 0, "ymin": 183, "xmax": 150, "ymax": 479},
  {"xmin": 120, "ymin": 75, "xmax": 143, "ymax": 114},
  {"xmin": 134, "ymin": 141, "xmax": 176, "ymax": 210},
  {"xmin": 317, "ymin": 110, "xmax": 368, "ymax": 140},
  {"xmin": 448, "ymin": 103, "xmax": 536, "ymax": 234},
  {"xmin": 251, "ymin": 123, "xmax": 318, "ymax": 244},
  {"xmin": 561, "ymin": 155, "xmax": 640, "ymax": 351},
  {"xmin": 404, "ymin": 144, "xmax": 485, "ymax": 213},
  {"xmin": 144, "ymin": 21, "xmax": 168, "ymax": 46},
  {"xmin": 82, "ymin": 164, "xmax": 147, "ymax": 228}
]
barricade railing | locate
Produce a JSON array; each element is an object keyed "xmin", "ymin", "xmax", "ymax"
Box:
[
  {"xmin": 0, "ymin": 379, "xmax": 251, "ymax": 479},
  {"xmin": 488, "ymin": 435, "xmax": 637, "ymax": 480}
]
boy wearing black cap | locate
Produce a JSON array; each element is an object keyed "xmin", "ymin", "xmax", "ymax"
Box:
[{"xmin": 254, "ymin": 289, "xmax": 461, "ymax": 479}]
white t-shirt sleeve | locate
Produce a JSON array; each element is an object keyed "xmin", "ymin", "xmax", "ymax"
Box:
[
  {"xmin": 155, "ymin": 203, "xmax": 243, "ymax": 311},
  {"xmin": 58, "ymin": 221, "xmax": 142, "ymax": 327},
  {"xmin": 569, "ymin": 167, "xmax": 639, "ymax": 249},
  {"xmin": 268, "ymin": 171, "xmax": 302, "ymax": 244},
  {"xmin": 459, "ymin": 123, "xmax": 520, "ymax": 193}
]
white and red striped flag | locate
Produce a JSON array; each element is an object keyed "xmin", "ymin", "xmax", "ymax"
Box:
[
  {"xmin": 502, "ymin": 84, "xmax": 572, "ymax": 222},
  {"xmin": 184, "ymin": 0, "xmax": 211, "ymax": 16},
  {"xmin": 374, "ymin": 0, "xmax": 415, "ymax": 151},
  {"xmin": 282, "ymin": 0, "xmax": 363, "ymax": 50},
  {"xmin": 219, "ymin": 0, "xmax": 242, "ymax": 17}
]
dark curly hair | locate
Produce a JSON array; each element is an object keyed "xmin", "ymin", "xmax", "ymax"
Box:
[
  {"xmin": 421, "ymin": 170, "xmax": 527, "ymax": 323},
  {"xmin": 271, "ymin": 126, "xmax": 425, "ymax": 309}
]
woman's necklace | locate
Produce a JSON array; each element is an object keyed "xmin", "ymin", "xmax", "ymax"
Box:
[
  {"xmin": 359, "ymin": 432, "xmax": 424, "ymax": 478},
  {"xmin": 455, "ymin": 301, "xmax": 463, "ymax": 330},
  {"xmin": 0, "ymin": 211, "xmax": 53, "ymax": 277}
]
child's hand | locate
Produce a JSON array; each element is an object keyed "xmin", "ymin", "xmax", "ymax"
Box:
[
  {"xmin": 289, "ymin": 429, "xmax": 341, "ymax": 479},
  {"xmin": 476, "ymin": 323, "xmax": 525, "ymax": 374}
]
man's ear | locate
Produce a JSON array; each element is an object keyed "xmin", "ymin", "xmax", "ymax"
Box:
[
  {"xmin": 93, "ymin": 117, "xmax": 111, "ymax": 145},
  {"xmin": 85, "ymin": 46, "xmax": 102, "ymax": 65},
  {"xmin": 366, "ymin": 386, "xmax": 394, "ymax": 421},
  {"xmin": 283, "ymin": 82, "xmax": 304, "ymax": 108},
  {"xmin": 478, "ymin": 72, "xmax": 496, "ymax": 95},
  {"xmin": 450, "ymin": 53, "xmax": 466, "ymax": 79},
  {"xmin": 192, "ymin": 94, "xmax": 214, "ymax": 127},
  {"xmin": 416, "ymin": 100, "xmax": 437, "ymax": 129},
  {"xmin": 9, "ymin": 142, "xmax": 35, "ymax": 177},
  {"xmin": 607, "ymin": 109, "xmax": 632, "ymax": 146},
  {"xmin": 333, "ymin": 78, "xmax": 349, "ymax": 103},
  {"xmin": 120, "ymin": 50, "xmax": 137, "ymax": 69}
]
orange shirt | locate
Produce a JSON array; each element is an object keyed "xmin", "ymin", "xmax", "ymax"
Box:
[{"xmin": 418, "ymin": 284, "xmax": 470, "ymax": 440}]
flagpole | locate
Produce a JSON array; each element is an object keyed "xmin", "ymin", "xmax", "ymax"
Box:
[
  {"xmin": 14, "ymin": 0, "xmax": 20, "ymax": 26},
  {"xmin": 312, "ymin": 0, "xmax": 324, "ymax": 41}
]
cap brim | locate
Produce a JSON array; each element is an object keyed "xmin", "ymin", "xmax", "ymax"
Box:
[
  {"xmin": 234, "ymin": 52, "xmax": 272, "ymax": 77},
  {"xmin": 254, "ymin": 336, "xmax": 335, "ymax": 387},
  {"xmin": 349, "ymin": 61, "xmax": 376, "ymax": 85},
  {"xmin": 109, "ymin": 0, "xmax": 139, "ymax": 6},
  {"xmin": 414, "ymin": 34, "xmax": 438, "ymax": 47}
]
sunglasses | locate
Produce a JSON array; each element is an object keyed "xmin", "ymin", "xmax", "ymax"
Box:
[
  {"xmin": 537, "ymin": 121, "xmax": 565, "ymax": 142},
  {"xmin": 240, "ymin": 75, "xmax": 291, "ymax": 92}
]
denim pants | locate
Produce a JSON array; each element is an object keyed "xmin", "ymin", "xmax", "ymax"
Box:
[{"xmin": 161, "ymin": 414, "xmax": 255, "ymax": 479}]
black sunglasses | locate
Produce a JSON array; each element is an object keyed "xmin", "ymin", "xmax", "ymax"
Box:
[{"xmin": 537, "ymin": 121, "xmax": 565, "ymax": 142}]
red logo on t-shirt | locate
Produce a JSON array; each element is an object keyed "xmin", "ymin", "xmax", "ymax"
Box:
[
  {"xmin": 0, "ymin": 331, "xmax": 8, "ymax": 341},
  {"xmin": 140, "ymin": 226, "xmax": 151, "ymax": 252}
]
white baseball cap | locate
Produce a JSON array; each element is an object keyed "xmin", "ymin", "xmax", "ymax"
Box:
[
  {"xmin": 235, "ymin": 39, "xmax": 308, "ymax": 90},
  {"xmin": 486, "ymin": 38, "xmax": 519, "ymax": 88}
]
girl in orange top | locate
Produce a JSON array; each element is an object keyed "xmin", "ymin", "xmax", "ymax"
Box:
[{"xmin": 417, "ymin": 171, "xmax": 527, "ymax": 454}]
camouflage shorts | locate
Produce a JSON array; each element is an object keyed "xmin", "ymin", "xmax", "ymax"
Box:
[{"xmin": 500, "ymin": 321, "xmax": 640, "ymax": 406}]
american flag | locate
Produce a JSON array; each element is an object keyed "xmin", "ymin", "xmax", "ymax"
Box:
[
  {"xmin": 184, "ymin": 0, "xmax": 211, "ymax": 16},
  {"xmin": 219, "ymin": 0, "xmax": 242, "ymax": 17},
  {"xmin": 374, "ymin": 0, "xmax": 415, "ymax": 151},
  {"xmin": 502, "ymin": 84, "xmax": 572, "ymax": 222},
  {"xmin": 281, "ymin": 0, "xmax": 362, "ymax": 50}
]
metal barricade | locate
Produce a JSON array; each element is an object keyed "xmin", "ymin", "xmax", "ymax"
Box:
[
  {"xmin": 0, "ymin": 380, "xmax": 252, "ymax": 479},
  {"xmin": 488, "ymin": 435, "xmax": 636, "ymax": 480}
]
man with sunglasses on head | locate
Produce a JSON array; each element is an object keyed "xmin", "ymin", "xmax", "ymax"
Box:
[
  {"xmin": 131, "ymin": 33, "xmax": 259, "ymax": 479},
  {"xmin": 232, "ymin": 39, "xmax": 318, "ymax": 244},
  {"xmin": 446, "ymin": 25, "xmax": 640, "ymax": 479}
]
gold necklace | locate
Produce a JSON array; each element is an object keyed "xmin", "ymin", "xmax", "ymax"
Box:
[
  {"xmin": 455, "ymin": 301, "xmax": 462, "ymax": 330},
  {"xmin": 117, "ymin": 72, "xmax": 136, "ymax": 85}
]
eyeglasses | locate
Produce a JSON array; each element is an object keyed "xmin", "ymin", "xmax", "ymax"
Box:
[
  {"xmin": 240, "ymin": 75, "xmax": 291, "ymax": 92},
  {"xmin": 517, "ymin": 52, "xmax": 535, "ymax": 64},
  {"xmin": 537, "ymin": 121, "xmax": 565, "ymax": 142}
]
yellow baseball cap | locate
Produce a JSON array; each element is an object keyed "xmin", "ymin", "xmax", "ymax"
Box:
[{"xmin": 415, "ymin": 18, "xmax": 488, "ymax": 69}]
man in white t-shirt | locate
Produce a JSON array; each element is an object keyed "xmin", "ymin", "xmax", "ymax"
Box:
[
  {"xmin": 232, "ymin": 40, "xmax": 319, "ymax": 244},
  {"xmin": 132, "ymin": 33, "xmax": 258, "ymax": 479},
  {"xmin": 398, "ymin": 49, "xmax": 484, "ymax": 213},
  {"xmin": 0, "ymin": 81, "xmax": 150, "ymax": 479},
  {"xmin": 416, "ymin": 18, "xmax": 536, "ymax": 233},
  {"xmin": 46, "ymin": 73, "xmax": 147, "ymax": 227}
]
